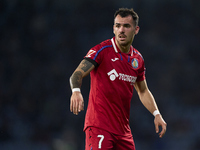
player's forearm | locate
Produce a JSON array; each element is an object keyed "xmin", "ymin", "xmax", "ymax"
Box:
[
  {"xmin": 70, "ymin": 71, "xmax": 83, "ymax": 90},
  {"xmin": 139, "ymin": 89, "xmax": 159, "ymax": 114},
  {"xmin": 69, "ymin": 59, "xmax": 95, "ymax": 90}
]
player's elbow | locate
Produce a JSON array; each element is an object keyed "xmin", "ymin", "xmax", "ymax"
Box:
[{"xmin": 137, "ymin": 88, "xmax": 149, "ymax": 98}]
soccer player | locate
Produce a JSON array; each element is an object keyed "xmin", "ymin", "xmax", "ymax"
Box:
[{"xmin": 69, "ymin": 8, "xmax": 167, "ymax": 150}]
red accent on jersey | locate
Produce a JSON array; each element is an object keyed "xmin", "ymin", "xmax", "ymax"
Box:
[{"xmin": 84, "ymin": 37, "xmax": 146, "ymax": 135}]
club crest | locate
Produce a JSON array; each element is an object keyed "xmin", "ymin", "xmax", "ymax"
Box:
[{"xmin": 132, "ymin": 58, "xmax": 139, "ymax": 69}]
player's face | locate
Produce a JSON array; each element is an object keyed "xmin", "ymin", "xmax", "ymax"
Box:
[{"xmin": 113, "ymin": 15, "xmax": 139, "ymax": 48}]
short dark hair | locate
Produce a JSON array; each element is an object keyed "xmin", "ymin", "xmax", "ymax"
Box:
[{"xmin": 114, "ymin": 8, "xmax": 139, "ymax": 26}]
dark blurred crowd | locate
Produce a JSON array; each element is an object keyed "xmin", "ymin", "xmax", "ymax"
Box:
[{"xmin": 1, "ymin": 0, "xmax": 200, "ymax": 150}]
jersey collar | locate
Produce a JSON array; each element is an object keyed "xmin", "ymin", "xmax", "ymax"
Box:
[{"xmin": 111, "ymin": 37, "xmax": 133, "ymax": 56}]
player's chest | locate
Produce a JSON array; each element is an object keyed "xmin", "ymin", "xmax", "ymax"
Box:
[{"xmin": 101, "ymin": 52, "xmax": 140, "ymax": 76}]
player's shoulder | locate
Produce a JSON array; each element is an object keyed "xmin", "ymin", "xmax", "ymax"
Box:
[
  {"xmin": 92, "ymin": 39, "xmax": 113, "ymax": 51},
  {"xmin": 85, "ymin": 39, "xmax": 113, "ymax": 62},
  {"xmin": 99, "ymin": 39, "xmax": 112, "ymax": 46},
  {"xmin": 132, "ymin": 47, "xmax": 144, "ymax": 60}
]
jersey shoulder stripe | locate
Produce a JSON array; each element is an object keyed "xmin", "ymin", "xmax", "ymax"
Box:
[
  {"xmin": 93, "ymin": 45, "xmax": 112, "ymax": 60},
  {"xmin": 133, "ymin": 49, "xmax": 144, "ymax": 60}
]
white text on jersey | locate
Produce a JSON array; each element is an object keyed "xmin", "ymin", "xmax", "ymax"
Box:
[
  {"xmin": 119, "ymin": 73, "xmax": 137, "ymax": 83},
  {"xmin": 107, "ymin": 69, "xmax": 137, "ymax": 85}
]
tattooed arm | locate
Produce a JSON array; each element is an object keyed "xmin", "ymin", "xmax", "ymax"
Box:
[{"xmin": 69, "ymin": 59, "xmax": 95, "ymax": 115}]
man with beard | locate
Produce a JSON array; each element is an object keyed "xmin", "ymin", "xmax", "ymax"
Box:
[{"xmin": 69, "ymin": 8, "xmax": 167, "ymax": 150}]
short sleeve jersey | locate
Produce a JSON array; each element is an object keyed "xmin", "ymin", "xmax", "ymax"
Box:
[{"xmin": 83, "ymin": 37, "xmax": 146, "ymax": 135}]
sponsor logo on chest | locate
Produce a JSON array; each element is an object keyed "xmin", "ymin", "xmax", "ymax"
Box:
[{"xmin": 107, "ymin": 69, "xmax": 137, "ymax": 85}]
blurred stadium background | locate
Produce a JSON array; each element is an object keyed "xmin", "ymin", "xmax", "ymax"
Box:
[{"xmin": 1, "ymin": 0, "xmax": 200, "ymax": 150}]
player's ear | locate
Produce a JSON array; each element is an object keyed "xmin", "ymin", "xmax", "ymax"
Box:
[
  {"xmin": 113, "ymin": 25, "xmax": 115, "ymax": 34},
  {"xmin": 135, "ymin": 26, "xmax": 140, "ymax": 35}
]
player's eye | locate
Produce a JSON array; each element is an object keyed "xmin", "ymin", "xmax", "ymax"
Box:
[
  {"xmin": 124, "ymin": 24, "xmax": 131, "ymax": 28},
  {"xmin": 115, "ymin": 24, "xmax": 120, "ymax": 28}
]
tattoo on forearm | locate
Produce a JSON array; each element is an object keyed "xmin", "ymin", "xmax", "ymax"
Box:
[
  {"xmin": 80, "ymin": 59, "xmax": 93, "ymax": 72},
  {"xmin": 70, "ymin": 59, "xmax": 93, "ymax": 89},
  {"xmin": 70, "ymin": 71, "xmax": 82, "ymax": 89}
]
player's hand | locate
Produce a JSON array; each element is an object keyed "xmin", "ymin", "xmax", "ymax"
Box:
[
  {"xmin": 154, "ymin": 114, "xmax": 167, "ymax": 138},
  {"xmin": 70, "ymin": 91, "xmax": 84, "ymax": 115}
]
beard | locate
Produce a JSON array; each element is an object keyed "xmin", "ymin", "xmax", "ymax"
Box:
[
  {"xmin": 117, "ymin": 38, "xmax": 130, "ymax": 47},
  {"xmin": 116, "ymin": 33, "xmax": 134, "ymax": 47}
]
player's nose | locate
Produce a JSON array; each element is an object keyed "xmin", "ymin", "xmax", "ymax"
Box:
[{"xmin": 119, "ymin": 26, "xmax": 125, "ymax": 33}]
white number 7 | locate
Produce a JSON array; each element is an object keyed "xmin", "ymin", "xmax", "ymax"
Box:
[{"xmin": 97, "ymin": 135, "xmax": 104, "ymax": 149}]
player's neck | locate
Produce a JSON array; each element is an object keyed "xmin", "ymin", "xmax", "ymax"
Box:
[
  {"xmin": 116, "ymin": 42, "xmax": 131, "ymax": 53},
  {"xmin": 119, "ymin": 46, "xmax": 130, "ymax": 53}
]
